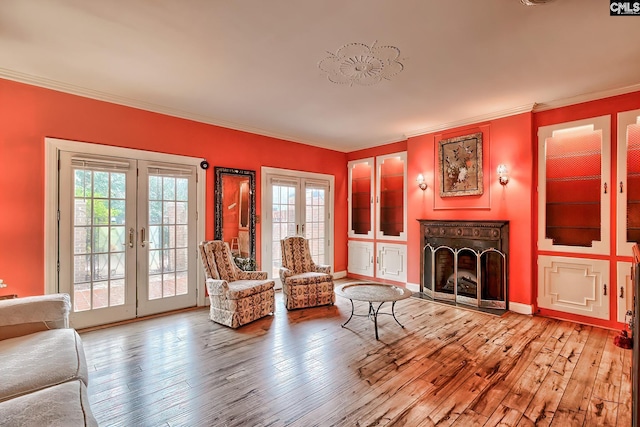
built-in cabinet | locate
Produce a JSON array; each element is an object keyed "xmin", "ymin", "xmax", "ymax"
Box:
[
  {"xmin": 347, "ymin": 152, "xmax": 407, "ymax": 283},
  {"xmin": 537, "ymin": 110, "xmax": 640, "ymax": 324}
]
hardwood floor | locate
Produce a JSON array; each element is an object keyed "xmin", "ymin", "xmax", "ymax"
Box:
[{"xmin": 80, "ymin": 289, "xmax": 632, "ymax": 427}]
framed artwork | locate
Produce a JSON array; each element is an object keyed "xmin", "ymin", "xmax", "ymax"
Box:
[{"xmin": 438, "ymin": 132, "xmax": 483, "ymax": 197}]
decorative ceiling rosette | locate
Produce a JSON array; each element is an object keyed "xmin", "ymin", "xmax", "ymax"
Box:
[{"xmin": 319, "ymin": 41, "xmax": 404, "ymax": 86}]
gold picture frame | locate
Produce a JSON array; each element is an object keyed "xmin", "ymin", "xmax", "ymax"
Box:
[{"xmin": 438, "ymin": 132, "xmax": 483, "ymax": 197}]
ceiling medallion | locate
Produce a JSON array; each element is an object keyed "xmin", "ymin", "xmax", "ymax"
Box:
[{"xmin": 319, "ymin": 41, "xmax": 404, "ymax": 86}]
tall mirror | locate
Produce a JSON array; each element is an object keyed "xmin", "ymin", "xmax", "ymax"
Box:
[{"xmin": 214, "ymin": 167, "xmax": 256, "ymax": 261}]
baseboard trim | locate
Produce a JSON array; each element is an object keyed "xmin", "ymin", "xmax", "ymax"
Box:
[
  {"xmin": 509, "ymin": 301, "xmax": 533, "ymax": 315},
  {"xmin": 334, "ymin": 270, "xmax": 347, "ymax": 279},
  {"xmin": 406, "ymin": 282, "xmax": 421, "ymax": 292}
]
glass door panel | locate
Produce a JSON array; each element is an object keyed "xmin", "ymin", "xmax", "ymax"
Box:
[
  {"xmin": 544, "ymin": 128, "xmax": 602, "ymax": 247},
  {"xmin": 626, "ymin": 122, "xmax": 640, "ymax": 243},
  {"xmin": 537, "ymin": 116, "xmax": 610, "ymax": 256},
  {"xmin": 376, "ymin": 152, "xmax": 407, "ymax": 240},
  {"xmin": 60, "ymin": 153, "xmax": 137, "ymax": 328},
  {"xmin": 270, "ymin": 180, "xmax": 297, "ymax": 279},
  {"xmin": 305, "ymin": 181, "xmax": 329, "ymax": 265},
  {"xmin": 137, "ymin": 163, "xmax": 197, "ymax": 317},
  {"xmin": 617, "ymin": 110, "xmax": 640, "ymax": 256},
  {"xmin": 73, "ymin": 169, "xmax": 128, "ymax": 311},
  {"xmin": 348, "ymin": 158, "xmax": 374, "ymax": 238}
]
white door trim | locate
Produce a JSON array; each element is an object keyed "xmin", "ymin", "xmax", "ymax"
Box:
[{"xmin": 44, "ymin": 137, "xmax": 207, "ymax": 307}]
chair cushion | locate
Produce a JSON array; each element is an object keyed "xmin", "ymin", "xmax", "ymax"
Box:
[
  {"xmin": 285, "ymin": 272, "xmax": 332, "ymax": 286},
  {"xmin": 227, "ymin": 279, "xmax": 275, "ymax": 299},
  {"xmin": 0, "ymin": 380, "xmax": 97, "ymax": 427},
  {"xmin": 0, "ymin": 329, "xmax": 88, "ymax": 402}
]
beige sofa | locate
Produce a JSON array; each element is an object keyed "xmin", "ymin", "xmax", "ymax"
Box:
[{"xmin": 0, "ymin": 294, "xmax": 98, "ymax": 426}]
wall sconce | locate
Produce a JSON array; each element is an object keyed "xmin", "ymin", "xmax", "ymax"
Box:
[
  {"xmin": 497, "ymin": 164, "xmax": 509, "ymax": 186},
  {"xmin": 417, "ymin": 174, "xmax": 427, "ymax": 191}
]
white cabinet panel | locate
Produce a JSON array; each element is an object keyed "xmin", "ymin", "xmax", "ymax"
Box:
[
  {"xmin": 347, "ymin": 241, "xmax": 374, "ymax": 277},
  {"xmin": 538, "ymin": 256, "xmax": 609, "ymax": 320},
  {"xmin": 376, "ymin": 243, "xmax": 407, "ymax": 283},
  {"xmin": 618, "ymin": 262, "xmax": 633, "ymax": 323}
]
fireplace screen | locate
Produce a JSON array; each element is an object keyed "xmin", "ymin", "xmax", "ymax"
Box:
[{"xmin": 423, "ymin": 244, "xmax": 506, "ymax": 309}]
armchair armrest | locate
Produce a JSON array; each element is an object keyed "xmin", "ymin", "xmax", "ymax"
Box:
[
  {"xmin": 314, "ymin": 264, "xmax": 332, "ymax": 275},
  {"xmin": 279, "ymin": 267, "xmax": 294, "ymax": 282},
  {"xmin": 205, "ymin": 278, "xmax": 230, "ymax": 297},
  {"xmin": 0, "ymin": 293, "xmax": 71, "ymax": 341},
  {"xmin": 237, "ymin": 270, "xmax": 268, "ymax": 280}
]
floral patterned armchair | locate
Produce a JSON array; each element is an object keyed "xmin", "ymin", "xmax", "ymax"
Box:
[
  {"xmin": 199, "ymin": 240, "xmax": 275, "ymax": 328},
  {"xmin": 279, "ymin": 236, "xmax": 335, "ymax": 310}
]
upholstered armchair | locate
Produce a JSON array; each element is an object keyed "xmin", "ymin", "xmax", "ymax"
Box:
[
  {"xmin": 279, "ymin": 236, "xmax": 335, "ymax": 310},
  {"xmin": 199, "ymin": 240, "xmax": 275, "ymax": 328}
]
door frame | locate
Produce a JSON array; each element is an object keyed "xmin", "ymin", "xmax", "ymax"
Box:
[
  {"xmin": 261, "ymin": 167, "xmax": 335, "ymax": 285},
  {"xmin": 44, "ymin": 138, "xmax": 207, "ymax": 307}
]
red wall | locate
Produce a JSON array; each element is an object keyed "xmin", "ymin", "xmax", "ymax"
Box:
[
  {"xmin": 0, "ymin": 78, "xmax": 347, "ymax": 297},
  {"xmin": 407, "ymin": 114, "xmax": 534, "ymax": 306}
]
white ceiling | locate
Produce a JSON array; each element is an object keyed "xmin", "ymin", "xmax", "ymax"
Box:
[{"xmin": 1, "ymin": 0, "xmax": 639, "ymax": 152}]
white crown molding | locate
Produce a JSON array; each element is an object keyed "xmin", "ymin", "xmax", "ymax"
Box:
[
  {"xmin": 0, "ymin": 68, "xmax": 349, "ymax": 152},
  {"xmin": 4, "ymin": 67, "xmax": 639, "ymax": 154},
  {"xmin": 404, "ymin": 104, "xmax": 536, "ymax": 139},
  {"xmin": 533, "ymin": 83, "xmax": 640, "ymax": 112}
]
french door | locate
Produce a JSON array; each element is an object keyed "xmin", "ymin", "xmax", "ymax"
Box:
[
  {"xmin": 262, "ymin": 169, "xmax": 333, "ymax": 287},
  {"xmin": 57, "ymin": 150, "xmax": 200, "ymax": 328}
]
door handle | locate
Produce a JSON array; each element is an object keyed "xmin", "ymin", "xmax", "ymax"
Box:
[
  {"xmin": 603, "ymin": 284, "xmax": 607, "ymax": 296},
  {"xmin": 128, "ymin": 228, "xmax": 135, "ymax": 248},
  {"xmin": 140, "ymin": 227, "xmax": 147, "ymax": 248},
  {"xmin": 620, "ymin": 286, "xmax": 624, "ymax": 299}
]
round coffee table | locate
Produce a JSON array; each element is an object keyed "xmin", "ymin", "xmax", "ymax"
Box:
[{"xmin": 335, "ymin": 282, "xmax": 412, "ymax": 340}]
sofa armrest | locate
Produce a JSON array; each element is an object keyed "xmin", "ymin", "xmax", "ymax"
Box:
[
  {"xmin": 237, "ymin": 270, "xmax": 268, "ymax": 280},
  {"xmin": 205, "ymin": 278, "xmax": 230, "ymax": 296},
  {"xmin": 279, "ymin": 267, "xmax": 294, "ymax": 282},
  {"xmin": 0, "ymin": 293, "xmax": 71, "ymax": 341}
]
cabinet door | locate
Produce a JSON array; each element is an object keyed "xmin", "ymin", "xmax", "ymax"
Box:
[
  {"xmin": 348, "ymin": 158, "xmax": 374, "ymax": 239},
  {"xmin": 376, "ymin": 152, "xmax": 407, "ymax": 241},
  {"xmin": 537, "ymin": 116, "xmax": 611, "ymax": 255},
  {"xmin": 538, "ymin": 255, "xmax": 610, "ymax": 320},
  {"xmin": 617, "ymin": 109, "xmax": 640, "ymax": 256},
  {"xmin": 618, "ymin": 262, "xmax": 633, "ymax": 324},
  {"xmin": 377, "ymin": 243, "xmax": 407, "ymax": 283},
  {"xmin": 347, "ymin": 241, "xmax": 374, "ymax": 277}
]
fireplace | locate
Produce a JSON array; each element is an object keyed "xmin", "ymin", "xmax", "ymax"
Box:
[{"xmin": 418, "ymin": 220, "xmax": 509, "ymax": 311}]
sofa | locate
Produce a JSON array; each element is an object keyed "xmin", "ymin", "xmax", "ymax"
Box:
[{"xmin": 0, "ymin": 294, "xmax": 98, "ymax": 426}]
